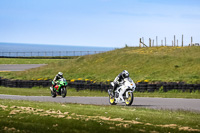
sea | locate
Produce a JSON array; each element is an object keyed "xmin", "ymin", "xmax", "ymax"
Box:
[{"xmin": 0, "ymin": 42, "xmax": 115, "ymax": 57}]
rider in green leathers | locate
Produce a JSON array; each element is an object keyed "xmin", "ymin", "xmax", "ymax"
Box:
[{"xmin": 52, "ymin": 72, "xmax": 63, "ymax": 91}]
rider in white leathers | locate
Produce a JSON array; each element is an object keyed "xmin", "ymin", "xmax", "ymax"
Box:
[{"xmin": 112, "ymin": 70, "xmax": 129, "ymax": 97}]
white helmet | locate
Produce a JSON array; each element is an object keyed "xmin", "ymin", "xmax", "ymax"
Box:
[
  {"xmin": 58, "ymin": 72, "xmax": 63, "ymax": 78},
  {"xmin": 122, "ymin": 70, "xmax": 129, "ymax": 78}
]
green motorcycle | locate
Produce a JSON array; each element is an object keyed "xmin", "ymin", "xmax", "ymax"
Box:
[{"xmin": 50, "ymin": 78, "xmax": 68, "ymax": 98}]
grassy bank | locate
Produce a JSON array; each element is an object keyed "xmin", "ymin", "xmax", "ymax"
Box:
[
  {"xmin": 1, "ymin": 46, "xmax": 199, "ymax": 83},
  {"xmin": 1, "ymin": 86, "xmax": 200, "ymax": 99},
  {"xmin": 0, "ymin": 99, "xmax": 199, "ymax": 133}
]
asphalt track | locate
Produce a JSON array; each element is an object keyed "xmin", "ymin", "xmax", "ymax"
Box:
[
  {"xmin": 0, "ymin": 64, "xmax": 46, "ymax": 71},
  {"xmin": 0, "ymin": 94, "xmax": 200, "ymax": 112}
]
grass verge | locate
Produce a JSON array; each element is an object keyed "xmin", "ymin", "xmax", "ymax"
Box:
[
  {"xmin": 0, "ymin": 86, "xmax": 200, "ymax": 99},
  {"xmin": 0, "ymin": 99, "xmax": 200, "ymax": 133},
  {"xmin": 0, "ymin": 86, "xmax": 108, "ymax": 97}
]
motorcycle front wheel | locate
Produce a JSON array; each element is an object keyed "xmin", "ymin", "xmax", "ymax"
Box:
[
  {"xmin": 61, "ymin": 87, "xmax": 67, "ymax": 98},
  {"xmin": 109, "ymin": 95, "xmax": 117, "ymax": 105},
  {"xmin": 125, "ymin": 92, "xmax": 134, "ymax": 106}
]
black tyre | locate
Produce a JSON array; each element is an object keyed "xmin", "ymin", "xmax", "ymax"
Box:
[
  {"xmin": 125, "ymin": 92, "xmax": 134, "ymax": 106},
  {"xmin": 51, "ymin": 91, "xmax": 56, "ymax": 98},
  {"xmin": 61, "ymin": 87, "xmax": 67, "ymax": 98}
]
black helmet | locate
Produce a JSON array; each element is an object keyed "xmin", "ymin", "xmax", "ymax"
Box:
[
  {"xmin": 122, "ymin": 70, "xmax": 129, "ymax": 78},
  {"xmin": 58, "ymin": 72, "xmax": 63, "ymax": 78}
]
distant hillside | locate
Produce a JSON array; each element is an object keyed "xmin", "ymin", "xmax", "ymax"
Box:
[{"xmin": 6, "ymin": 46, "xmax": 200, "ymax": 83}]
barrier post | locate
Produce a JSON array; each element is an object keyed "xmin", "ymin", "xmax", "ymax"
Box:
[{"xmin": 182, "ymin": 34, "xmax": 184, "ymax": 47}]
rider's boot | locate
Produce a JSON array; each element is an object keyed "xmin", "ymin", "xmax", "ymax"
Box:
[
  {"xmin": 50, "ymin": 86, "xmax": 53, "ymax": 91},
  {"xmin": 111, "ymin": 90, "xmax": 115, "ymax": 98},
  {"xmin": 111, "ymin": 83, "xmax": 118, "ymax": 98},
  {"xmin": 52, "ymin": 85, "xmax": 56, "ymax": 92},
  {"xmin": 111, "ymin": 88, "xmax": 116, "ymax": 98}
]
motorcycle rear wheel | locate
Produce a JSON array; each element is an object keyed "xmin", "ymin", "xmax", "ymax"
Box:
[
  {"xmin": 125, "ymin": 92, "xmax": 134, "ymax": 106},
  {"xmin": 61, "ymin": 87, "xmax": 67, "ymax": 98}
]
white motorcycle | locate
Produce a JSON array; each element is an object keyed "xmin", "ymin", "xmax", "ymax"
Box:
[{"xmin": 108, "ymin": 77, "xmax": 136, "ymax": 106}]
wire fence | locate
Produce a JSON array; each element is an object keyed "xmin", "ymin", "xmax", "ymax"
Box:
[{"xmin": 0, "ymin": 51, "xmax": 106, "ymax": 57}]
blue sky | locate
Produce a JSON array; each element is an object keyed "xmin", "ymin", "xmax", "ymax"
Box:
[{"xmin": 0, "ymin": 0, "xmax": 200, "ymax": 47}]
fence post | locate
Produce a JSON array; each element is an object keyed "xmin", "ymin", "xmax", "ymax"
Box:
[
  {"xmin": 177, "ymin": 40, "xmax": 178, "ymax": 47},
  {"xmin": 149, "ymin": 38, "xmax": 151, "ymax": 47},
  {"xmin": 182, "ymin": 34, "xmax": 184, "ymax": 47},
  {"xmin": 152, "ymin": 39, "xmax": 154, "ymax": 47},
  {"xmin": 174, "ymin": 35, "xmax": 176, "ymax": 47},
  {"xmin": 165, "ymin": 37, "xmax": 166, "ymax": 46},
  {"xmin": 142, "ymin": 37, "xmax": 144, "ymax": 47},
  {"xmin": 156, "ymin": 36, "xmax": 158, "ymax": 47},
  {"xmin": 191, "ymin": 36, "xmax": 193, "ymax": 46}
]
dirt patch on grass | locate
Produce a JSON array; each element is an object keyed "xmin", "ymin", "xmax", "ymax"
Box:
[
  {"xmin": 116, "ymin": 123, "xmax": 130, "ymax": 128},
  {"xmin": 9, "ymin": 106, "xmax": 68, "ymax": 118},
  {"xmin": 3, "ymin": 127, "xmax": 21, "ymax": 133},
  {"xmin": 156, "ymin": 124, "xmax": 200, "ymax": 132},
  {"xmin": 179, "ymin": 126, "xmax": 200, "ymax": 132},
  {"xmin": 0, "ymin": 105, "xmax": 8, "ymax": 110},
  {"xmin": 9, "ymin": 110, "xmax": 22, "ymax": 115},
  {"xmin": 156, "ymin": 124, "xmax": 178, "ymax": 129}
]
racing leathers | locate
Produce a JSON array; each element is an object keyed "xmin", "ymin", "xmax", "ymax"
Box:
[
  {"xmin": 52, "ymin": 74, "xmax": 63, "ymax": 91},
  {"xmin": 112, "ymin": 73, "xmax": 125, "ymax": 95},
  {"xmin": 112, "ymin": 70, "xmax": 129, "ymax": 97}
]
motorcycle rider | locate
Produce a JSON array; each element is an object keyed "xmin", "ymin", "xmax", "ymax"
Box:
[
  {"xmin": 52, "ymin": 72, "xmax": 64, "ymax": 91},
  {"xmin": 112, "ymin": 70, "xmax": 129, "ymax": 97}
]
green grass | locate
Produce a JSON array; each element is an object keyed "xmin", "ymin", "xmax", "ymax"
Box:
[
  {"xmin": 1, "ymin": 86, "xmax": 200, "ymax": 99},
  {"xmin": 0, "ymin": 99, "xmax": 199, "ymax": 133},
  {"xmin": 1, "ymin": 46, "xmax": 200, "ymax": 83},
  {"xmin": 0, "ymin": 86, "xmax": 108, "ymax": 97}
]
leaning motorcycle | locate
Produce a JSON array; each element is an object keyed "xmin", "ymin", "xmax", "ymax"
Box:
[
  {"xmin": 108, "ymin": 77, "xmax": 136, "ymax": 106},
  {"xmin": 50, "ymin": 78, "xmax": 68, "ymax": 98}
]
